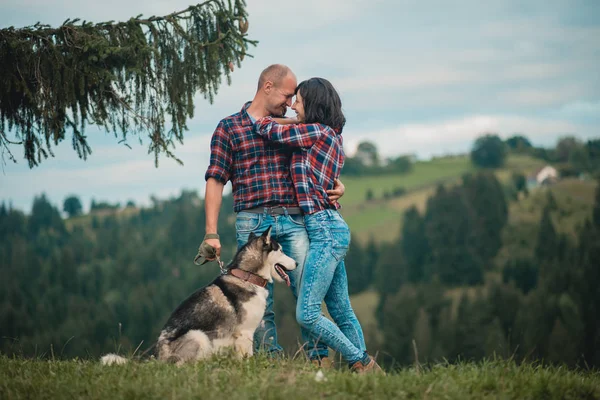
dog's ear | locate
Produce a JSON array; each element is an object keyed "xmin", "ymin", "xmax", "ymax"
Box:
[
  {"xmin": 261, "ymin": 226, "xmax": 272, "ymax": 245},
  {"xmin": 248, "ymin": 232, "xmax": 257, "ymax": 242}
]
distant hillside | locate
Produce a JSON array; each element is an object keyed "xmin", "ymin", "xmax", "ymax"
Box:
[
  {"xmin": 347, "ymin": 176, "xmax": 598, "ymax": 348},
  {"xmin": 495, "ymin": 177, "xmax": 598, "ymax": 266},
  {"xmin": 341, "ymin": 154, "xmax": 546, "ymax": 243}
]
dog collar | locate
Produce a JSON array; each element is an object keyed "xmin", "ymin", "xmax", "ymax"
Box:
[{"xmin": 227, "ymin": 268, "xmax": 268, "ymax": 288}]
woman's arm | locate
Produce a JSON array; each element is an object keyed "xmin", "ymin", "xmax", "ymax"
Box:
[
  {"xmin": 272, "ymin": 117, "xmax": 299, "ymax": 125},
  {"xmin": 255, "ymin": 117, "xmax": 323, "ymax": 148}
]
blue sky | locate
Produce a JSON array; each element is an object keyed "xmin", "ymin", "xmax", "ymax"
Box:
[{"xmin": 1, "ymin": 0, "xmax": 599, "ymax": 212}]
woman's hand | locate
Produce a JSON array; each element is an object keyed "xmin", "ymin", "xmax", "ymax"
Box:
[{"xmin": 327, "ymin": 178, "xmax": 345, "ymax": 201}]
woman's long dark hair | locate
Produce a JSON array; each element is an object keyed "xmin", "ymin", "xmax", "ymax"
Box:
[{"xmin": 296, "ymin": 78, "xmax": 346, "ymax": 132}]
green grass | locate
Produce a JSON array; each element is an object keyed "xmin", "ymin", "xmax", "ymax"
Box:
[
  {"xmin": 340, "ymin": 156, "xmax": 475, "ymax": 208},
  {"xmin": 339, "ymin": 156, "xmax": 475, "ymax": 243},
  {"xmin": 1, "ymin": 355, "xmax": 599, "ymax": 399}
]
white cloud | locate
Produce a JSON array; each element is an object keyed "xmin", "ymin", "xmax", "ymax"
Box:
[{"xmin": 344, "ymin": 114, "xmax": 594, "ymax": 159}]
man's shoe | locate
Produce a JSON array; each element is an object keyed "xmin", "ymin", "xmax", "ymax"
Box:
[
  {"xmin": 350, "ymin": 357, "xmax": 385, "ymax": 375},
  {"xmin": 311, "ymin": 357, "xmax": 333, "ymax": 369}
]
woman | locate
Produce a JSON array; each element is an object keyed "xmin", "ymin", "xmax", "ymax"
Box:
[{"xmin": 254, "ymin": 78, "xmax": 382, "ymax": 373}]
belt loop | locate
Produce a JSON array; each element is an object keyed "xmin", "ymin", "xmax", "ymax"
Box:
[
  {"xmin": 283, "ymin": 206, "xmax": 289, "ymax": 217},
  {"xmin": 263, "ymin": 207, "xmax": 268, "ymax": 218}
]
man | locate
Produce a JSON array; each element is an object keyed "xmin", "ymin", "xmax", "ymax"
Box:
[{"xmin": 201, "ymin": 64, "xmax": 344, "ymax": 364}]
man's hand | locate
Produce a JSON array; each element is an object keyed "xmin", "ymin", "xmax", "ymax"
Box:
[
  {"xmin": 204, "ymin": 238, "xmax": 221, "ymax": 259},
  {"xmin": 194, "ymin": 235, "xmax": 221, "ymax": 265},
  {"xmin": 327, "ymin": 178, "xmax": 345, "ymax": 201}
]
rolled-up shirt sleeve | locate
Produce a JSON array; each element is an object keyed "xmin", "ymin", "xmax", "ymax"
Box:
[{"xmin": 205, "ymin": 122, "xmax": 232, "ymax": 184}]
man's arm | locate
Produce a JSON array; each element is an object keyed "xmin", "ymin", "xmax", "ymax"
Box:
[
  {"xmin": 202, "ymin": 120, "xmax": 232, "ymax": 260},
  {"xmin": 204, "ymin": 178, "xmax": 225, "ymax": 257}
]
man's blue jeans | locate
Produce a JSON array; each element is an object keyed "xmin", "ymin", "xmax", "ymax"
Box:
[
  {"xmin": 235, "ymin": 209, "xmax": 329, "ymax": 359},
  {"xmin": 296, "ymin": 209, "xmax": 367, "ymax": 364}
]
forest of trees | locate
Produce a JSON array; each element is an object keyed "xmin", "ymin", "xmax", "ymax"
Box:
[
  {"xmin": 1, "ymin": 135, "xmax": 599, "ymax": 368},
  {"xmin": 0, "ymin": 191, "xmax": 239, "ymax": 357},
  {"xmin": 366, "ymin": 175, "xmax": 600, "ymax": 368}
]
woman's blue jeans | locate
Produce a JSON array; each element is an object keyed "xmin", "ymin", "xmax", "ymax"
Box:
[
  {"xmin": 296, "ymin": 209, "xmax": 367, "ymax": 364},
  {"xmin": 235, "ymin": 210, "xmax": 329, "ymax": 360}
]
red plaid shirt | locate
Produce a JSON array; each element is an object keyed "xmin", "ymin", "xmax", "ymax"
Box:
[
  {"xmin": 205, "ymin": 102, "xmax": 298, "ymax": 212},
  {"xmin": 254, "ymin": 117, "xmax": 344, "ymax": 215}
]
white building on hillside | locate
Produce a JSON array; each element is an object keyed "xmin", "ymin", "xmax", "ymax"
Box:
[{"xmin": 527, "ymin": 165, "xmax": 558, "ymax": 189}]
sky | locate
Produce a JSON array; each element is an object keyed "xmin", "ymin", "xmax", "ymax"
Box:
[{"xmin": 1, "ymin": 0, "xmax": 599, "ymax": 212}]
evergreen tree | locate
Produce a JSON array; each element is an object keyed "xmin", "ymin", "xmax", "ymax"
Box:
[
  {"xmin": 487, "ymin": 283, "xmax": 522, "ymax": 340},
  {"xmin": 0, "ymin": 1, "xmax": 255, "ymax": 167},
  {"xmin": 424, "ymin": 185, "xmax": 484, "ymax": 285},
  {"xmin": 345, "ymin": 238, "xmax": 368, "ymax": 295},
  {"xmin": 535, "ymin": 204, "xmax": 557, "ymax": 264},
  {"xmin": 380, "ymin": 286, "xmax": 420, "ymax": 365},
  {"xmin": 373, "ymin": 243, "xmax": 406, "ymax": 295},
  {"xmin": 401, "ymin": 206, "xmax": 429, "ymax": 283},
  {"xmin": 28, "ymin": 194, "xmax": 65, "ymax": 236},
  {"xmin": 364, "ymin": 236, "xmax": 379, "ymax": 277},
  {"xmin": 502, "ymin": 258, "xmax": 538, "ymax": 294},
  {"xmin": 593, "ymin": 179, "xmax": 600, "ymax": 229},
  {"xmin": 462, "ymin": 172, "xmax": 508, "ymax": 266},
  {"xmin": 452, "ymin": 294, "xmax": 489, "ymax": 361}
]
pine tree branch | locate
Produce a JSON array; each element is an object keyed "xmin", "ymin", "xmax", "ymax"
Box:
[{"xmin": 0, "ymin": 0, "xmax": 256, "ymax": 168}]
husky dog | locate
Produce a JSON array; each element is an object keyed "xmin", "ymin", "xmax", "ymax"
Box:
[{"xmin": 155, "ymin": 226, "xmax": 296, "ymax": 365}]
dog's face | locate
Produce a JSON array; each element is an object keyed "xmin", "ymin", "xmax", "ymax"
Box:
[{"xmin": 245, "ymin": 226, "xmax": 297, "ymax": 285}]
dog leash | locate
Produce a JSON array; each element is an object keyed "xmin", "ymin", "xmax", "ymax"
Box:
[
  {"xmin": 215, "ymin": 255, "xmax": 226, "ymax": 275},
  {"xmin": 194, "ymin": 252, "xmax": 226, "ymax": 274}
]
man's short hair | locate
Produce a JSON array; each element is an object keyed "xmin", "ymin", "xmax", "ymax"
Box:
[{"xmin": 257, "ymin": 64, "xmax": 291, "ymax": 91}]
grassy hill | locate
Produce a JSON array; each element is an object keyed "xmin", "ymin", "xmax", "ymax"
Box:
[
  {"xmin": 341, "ymin": 154, "xmax": 546, "ymax": 243},
  {"xmin": 345, "ymin": 175, "xmax": 598, "ymax": 343},
  {"xmin": 495, "ymin": 177, "xmax": 598, "ymax": 265},
  {"xmin": 1, "ymin": 356, "xmax": 599, "ymax": 400}
]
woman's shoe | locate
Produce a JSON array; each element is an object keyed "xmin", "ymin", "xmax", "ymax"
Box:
[{"xmin": 350, "ymin": 357, "xmax": 385, "ymax": 375}]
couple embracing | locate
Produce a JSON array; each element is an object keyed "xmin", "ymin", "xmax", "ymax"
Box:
[{"xmin": 201, "ymin": 64, "xmax": 382, "ymax": 373}]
